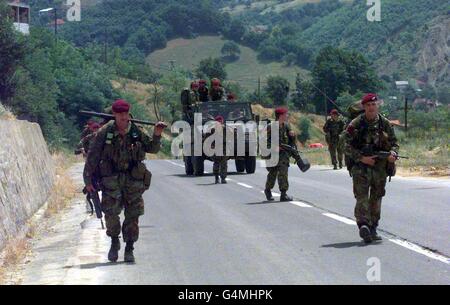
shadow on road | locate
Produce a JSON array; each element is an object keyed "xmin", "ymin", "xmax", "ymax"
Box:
[
  {"xmin": 167, "ymin": 172, "xmax": 248, "ymax": 178},
  {"xmin": 245, "ymin": 201, "xmax": 279, "ymax": 205},
  {"xmin": 64, "ymin": 261, "xmax": 132, "ymax": 269},
  {"xmin": 321, "ymin": 241, "xmax": 372, "ymax": 249}
]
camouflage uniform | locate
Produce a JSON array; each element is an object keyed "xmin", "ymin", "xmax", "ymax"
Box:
[
  {"xmin": 210, "ymin": 87, "xmax": 225, "ymax": 102},
  {"xmin": 83, "ymin": 121, "xmax": 161, "ymax": 243},
  {"xmin": 78, "ymin": 132, "xmax": 96, "ymax": 155},
  {"xmin": 323, "ymin": 117, "xmax": 345, "ymax": 167},
  {"xmin": 265, "ymin": 122, "xmax": 292, "ymax": 192},
  {"xmin": 210, "ymin": 125, "xmax": 228, "ymax": 182},
  {"xmin": 344, "ymin": 113, "xmax": 399, "ymax": 229},
  {"xmin": 198, "ymin": 86, "xmax": 209, "ymax": 102}
]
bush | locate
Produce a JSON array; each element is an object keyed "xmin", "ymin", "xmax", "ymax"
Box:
[{"xmin": 298, "ymin": 117, "xmax": 311, "ymax": 145}]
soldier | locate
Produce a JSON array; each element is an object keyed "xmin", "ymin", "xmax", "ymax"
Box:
[
  {"xmin": 209, "ymin": 78, "xmax": 226, "ymax": 101},
  {"xmin": 198, "ymin": 79, "xmax": 209, "ymax": 102},
  {"xmin": 181, "ymin": 81, "xmax": 199, "ymax": 122},
  {"xmin": 83, "ymin": 99, "xmax": 167, "ymax": 263},
  {"xmin": 344, "ymin": 93, "xmax": 399, "ymax": 243},
  {"xmin": 211, "ymin": 115, "xmax": 228, "ymax": 184},
  {"xmin": 76, "ymin": 122, "xmax": 100, "ymax": 157},
  {"xmin": 323, "ymin": 109, "xmax": 345, "ymax": 169},
  {"xmin": 227, "ymin": 93, "xmax": 236, "ymax": 102},
  {"xmin": 264, "ymin": 107, "xmax": 295, "ymax": 202}
]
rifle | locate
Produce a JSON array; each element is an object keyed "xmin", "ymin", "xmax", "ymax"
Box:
[
  {"xmin": 361, "ymin": 145, "xmax": 408, "ymax": 160},
  {"xmin": 280, "ymin": 143, "xmax": 311, "ymax": 172},
  {"xmin": 83, "ymin": 186, "xmax": 104, "ymax": 229},
  {"xmin": 79, "ymin": 110, "xmax": 156, "ymax": 126}
]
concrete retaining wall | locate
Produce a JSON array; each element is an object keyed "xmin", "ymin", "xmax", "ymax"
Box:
[{"xmin": 0, "ymin": 119, "xmax": 55, "ymax": 250}]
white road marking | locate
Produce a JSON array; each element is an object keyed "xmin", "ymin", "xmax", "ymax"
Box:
[
  {"xmin": 389, "ymin": 239, "xmax": 450, "ymax": 265},
  {"xmin": 290, "ymin": 201, "xmax": 312, "ymax": 208},
  {"xmin": 322, "ymin": 213, "xmax": 357, "ymax": 226},
  {"xmin": 166, "ymin": 160, "xmax": 185, "ymax": 168},
  {"xmin": 237, "ymin": 182, "xmax": 253, "ymax": 189}
]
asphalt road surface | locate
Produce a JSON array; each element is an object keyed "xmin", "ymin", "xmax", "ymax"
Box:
[{"xmin": 19, "ymin": 160, "xmax": 450, "ymax": 285}]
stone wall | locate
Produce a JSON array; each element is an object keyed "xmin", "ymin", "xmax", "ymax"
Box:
[{"xmin": 0, "ymin": 119, "xmax": 55, "ymax": 250}]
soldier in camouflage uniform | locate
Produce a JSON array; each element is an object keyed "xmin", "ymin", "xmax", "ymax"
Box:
[
  {"xmin": 209, "ymin": 78, "xmax": 226, "ymax": 102},
  {"xmin": 84, "ymin": 99, "xmax": 167, "ymax": 263},
  {"xmin": 76, "ymin": 122, "xmax": 100, "ymax": 157},
  {"xmin": 323, "ymin": 109, "xmax": 345, "ymax": 169},
  {"xmin": 198, "ymin": 79, "xmax": 209, "ymax": 102},
  {"xmin": 264, "ymin": 107, "xmax": 295, "ymax": 202},
  {"xmin": 211, "ymin": 116, "xmax": 228, "ymax": 184},
  {"xmin": 344, "ymin": 93, "xmax": 399, "ymax": 244}
]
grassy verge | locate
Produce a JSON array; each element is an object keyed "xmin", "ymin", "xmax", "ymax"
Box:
[{"xmin": 0, "ymin": 151, "xmax": 78, "ymax": 284}]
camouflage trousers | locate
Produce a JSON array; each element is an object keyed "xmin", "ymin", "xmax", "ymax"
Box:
[
  {"xmin": 265, "ymin": 154, "xmax": 290, "ymax": 192},
  {"xmin": 101, "ymin": 173, "xmax": 146, "ymax": 243},
  {"xmin": 213, "ymin": 156, "xmax": 228, "ymax": 179},
  {"xmin": 328, "ymin": 140, "xmax": 343, "ymax": 166},
  {"xmin": 352, "ymin": 164, "xmax": 387, "ymax": 228}
]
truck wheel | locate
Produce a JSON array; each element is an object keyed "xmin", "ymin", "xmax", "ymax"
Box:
[
  {"xmin": 245, "ymin": 156, "xmax": 256, "ymax": 174},
  {"xmin": 184, "ymin": 156, "xmax": 194, "ymax": 176},
  {"xmin": 235, "ymin": 159, "xmax": 246, "ymax": 173},
  {"xmin": 193, "ymin": 156, "xmax": 204, "ymax": 176}
]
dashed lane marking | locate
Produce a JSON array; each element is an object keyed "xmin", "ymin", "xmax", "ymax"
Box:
[
  {"xmin": 290, "ymin": 201, "xmax": 312, "ymax": 208},
  {"xmin": 237, "ymin": 183, "xmax": 253, "ymax": 189},
  {"xmin": 322, "ymin": 213, "xmax": 357, "ymax": 226}
]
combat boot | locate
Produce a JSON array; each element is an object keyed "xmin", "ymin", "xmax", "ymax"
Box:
[
  {"xmin": 108, "ymin": 237, "xmax": 120, "ymax": 262},
  {"xmin": 264, "ymin": 189, "xmax": 274, "ymax": 201},
  {"xmin": 370, "ymin": 226, "xmax": 382, "ymax": 241},
  {"xmin": 359, "ymin": 225, "xmax": 372, "ymax": 244},
  {"xmin": 333, "ymin": 164, "xmax": 338, "ymax": 170},
  {"xmin": 221, "ymin": 177, "xmax": 227, "ymax": 184},
  {"xmin": 280, "ymin": 191, "xmax": 293, "ymax": 202},
  {"xmin": 215, "ymin": 175, "xmax": 219, "ymax": 184},
  {"xmin": 339, "ymin": 162, "xmax": 343, "ymax": 169},
  {"xmin": 124, "ymin": 242, "xmax": 135, "ymax": 263}
]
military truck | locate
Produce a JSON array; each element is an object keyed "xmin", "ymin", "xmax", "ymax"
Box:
[{"xmin": 182, "ymin": 99, "xmax": 259, "ymax": 176}]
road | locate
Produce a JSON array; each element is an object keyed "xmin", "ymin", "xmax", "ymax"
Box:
[{"xmin": 18, "ymin": 160, "xmax": 450, "ymax": 285}]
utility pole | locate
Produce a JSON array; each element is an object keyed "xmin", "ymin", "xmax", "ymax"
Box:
[
  {"xmin": 54, "ymin": 8, "xmax": 57, "ymax": 44},
  {"xmin": 257, "ymin": 77, "xmax": 261, "ymax": 105},
  {"xmin": 104, "ymin": 26, "xmax": 108, "ymax": 65},
  {"xmin": 324, "ymin": 95, "xmax": 328, "ymax": 121},
  {"xmin": 404, "ymin": 96, "xmax": 408, "ymax": 134}
]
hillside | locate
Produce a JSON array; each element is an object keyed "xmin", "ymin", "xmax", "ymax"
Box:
[{"xmin": 146, "ymin": 36, "xmax": 309, "ymax": 90}]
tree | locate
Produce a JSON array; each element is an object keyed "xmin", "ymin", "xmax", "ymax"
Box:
[
  {"xmin": 292, "ymin": 74, "xmax": 314, "ymax": 111},
  {"xmin": 298, "ymin": 117, "xmax": 311, "ymax": 145},
  {"xmin": 311, "ymin": 47, "xmax": 381, "ymax": 114},
  {"xmin": 0, "ymin": 2, "xmax": 26, "ymax": 103},
  {"xmin": 221, "ymin": 41, "xmax": 241, "ymax": 60},
  {"xmin": 265, "ymin": 76, "xmax": 290, "ymax": 106},
  {"xmin": 195, "ymin": 57, "xmax": 227, "ymax": 80}
]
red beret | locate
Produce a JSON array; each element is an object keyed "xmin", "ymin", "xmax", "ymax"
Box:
[
  {"xmin": 362, "ymin": 93, "xmax": 378, "ymax": 105},
  {"xmin": 227, "ymin": 93, "xmax": 236, "ymax": 100},
  {"xmin": 112, "ymin": 99, "xmax": 130, "ymax": 113},
  {"xmin": 330, "ymin": 109, "xmax": 339, "ymax": 115},
  {"xmin": 199, "ymin": 79, "xmax": 207, "ymax": 85},
  {"xmin": 89, "ymin": 123, "xmax": 101, "ymax": 131},
  {"xmin": 275, "ymin": 107, "xmax": 288, "ymax": 115},
  {"xmin": 211, "ymin": 78, "xmax": 221, "ymax": 86},
  {"xmin": 190, "ymin": 81, "xmax": 199, "ymax": 89},
  {"xmin": 215, "ymin": 115, "xmax": 224, "ymax": 123}
]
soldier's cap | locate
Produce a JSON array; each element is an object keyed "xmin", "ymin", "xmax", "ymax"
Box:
[
  {"xmin": 199, "ymin": 79, "xmax": 207, "ymax": 85},
  {"xmin": 211, "ymin": 78, "xmax": 221, "ymax": 86},
  {"xmin": 361, "ymin": 93, "xmax": 378, "ymax": 105},
  {"xmin": 215, "ymin": 115, "xmax": 225, "ymax": 123},
  {"xmin": 112, "ymin": 99, "xmax": 131, "ymax": 113},
  {"xmin": 330, "ymin": 109, "xmax": 339, "ymax": 115},
  {"xmin": 89, "ymin": 122, "xmax": 101, "ymax": 130},
  {"xmin": 275, "ymin": 107, "xmax": 288, "ymax": 115},
  {"xmin": 190, "ymin": 81, "xmax": 199, "ymax": 89},
  {"xmin": 227, "ymin": 93, "xmax": 236, "ymax": 100}
]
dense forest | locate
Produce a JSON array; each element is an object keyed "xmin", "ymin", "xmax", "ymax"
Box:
[{"xmin": 1, "ymin": 0, "xmax": 449, "ymax": 149}]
